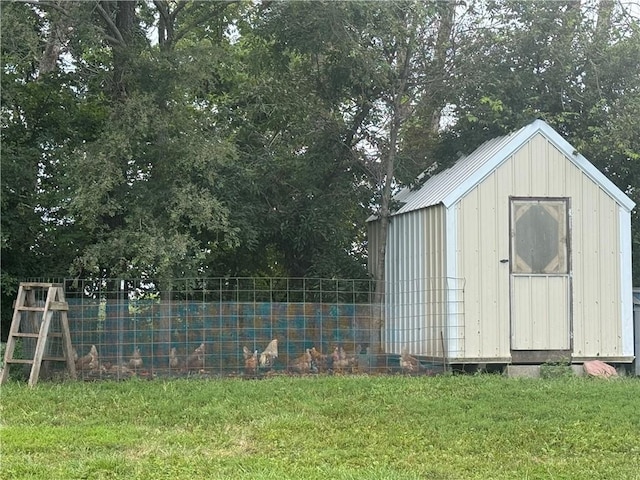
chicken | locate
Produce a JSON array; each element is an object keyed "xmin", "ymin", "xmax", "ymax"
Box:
[
  {"xmin": 309, "ymin": 347, "xmax": 328, "ymax": 373},
  {"xmin": 243, "ymin": 346, "xmax": 258, "ymax": 375},
  {"xmin": 168, "ymin": 347, "xmax": 181, "ymax": 369},
  {"xmin": 75, "ymin": 344, "xmax": 100, "ymax": 372},
  {"xmin": 331, "ymin": 345, "xmax": 356, "ymax": 372},
  {"xmin": 400, "ymin": 347, "xmax": 420, "ymax": 373},
  {"xmin": 259, "ymin": 338, "xmax": 278, "ymax": 368},
  {"xmin": 88, "ymin": 345, "xmax": 101, "ymax": 371},
  {"xmin": 128, "ymin": 347, "xmax": 143, "ymax": 371},
  {"xmin": 185, "ymin": 343, "xmax": 206, "ymax": 372},
  {"xmin": 288, "ymin": 349, "xmax": 312, "ymax": 374}
]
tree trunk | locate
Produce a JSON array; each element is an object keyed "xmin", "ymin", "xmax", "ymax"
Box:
[
  {"xmin": 428, "ymin": 0, "xmax": 455, "ymax": 132},
  {"xmin": 585, "ymin": 0, "xmax": 615, "ymax": 95},
  {"xmin": 370, "ymin": 20, "xmax": 414, "ymax": 354},
  {"xmin": 371, "ymin": 102, "xmax": 402, "ymax": 354},
  {"xmin": 111, "ymin": 0, "xmax": 136, "ymax": 99}
]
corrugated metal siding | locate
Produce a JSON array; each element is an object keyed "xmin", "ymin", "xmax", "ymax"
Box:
[
  {"xmin": 383, "ymin": 206, "xmax": 447, "ymax": 356},
  {"xmin": 572, "ymin": 185, "xmax": 622, "ymax": 358},
  {"xmin": 455, "ymin": 133, "xmax": 626, "ymax": 360},
  {"xmin": 456, "ymin": 168, "xmax": 511, "ymax": 360},
  {"xmin": 511, "ymin": 276, "xmax": 570, "ymax": 349}
]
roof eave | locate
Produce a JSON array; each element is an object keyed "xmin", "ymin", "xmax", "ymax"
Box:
[{"xmin": 442, "ymin": 120, "xmax": 636, "ymax": 211}]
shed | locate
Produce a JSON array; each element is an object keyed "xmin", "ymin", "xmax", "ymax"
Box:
[{"xmin": 368, "ymin": 119, "xmax": 636, "ymax": 366}]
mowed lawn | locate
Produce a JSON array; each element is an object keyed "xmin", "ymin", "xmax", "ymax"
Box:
[{"xmin": 1, "ymin": 374, "xmax": 639, "ymax": 479}]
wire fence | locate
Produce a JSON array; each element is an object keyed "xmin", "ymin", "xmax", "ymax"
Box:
[{"xmin": 11, "ymin": 277, "xmax": 464, "ymax": 381}]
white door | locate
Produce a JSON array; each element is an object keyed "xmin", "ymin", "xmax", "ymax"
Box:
[{"xmin": 510, "ymin": 198, "xmax": 571, "ymax": 355}]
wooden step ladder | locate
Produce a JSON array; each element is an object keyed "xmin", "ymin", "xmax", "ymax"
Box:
[{"xmin": 1, "ymin": 282, "xmax": 77, "ymax": 386}]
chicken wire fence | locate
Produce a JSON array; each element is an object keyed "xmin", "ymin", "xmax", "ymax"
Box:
[{"xmin": 14, "ymin": 277, "xmax": 465, "ymax": 381}]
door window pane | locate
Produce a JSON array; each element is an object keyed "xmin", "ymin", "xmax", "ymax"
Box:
[{"xmin": 512, "ymin": 199, "xmax": 568, "ymax": 274}]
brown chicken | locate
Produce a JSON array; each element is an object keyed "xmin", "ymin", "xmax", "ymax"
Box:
[
  {"xmin": 332, "ymin": 345, "xmax": 356, "ymax": 372},
  {"xmin": 128, "ymin": 347, "xmax": 143, "ymax": 371},
  {"xmin": 309, "ymin": 347, "xmax": 328, "ymax": 372},
  {"xmin": 185, "ymin": 343, "xmax": 206, "ymax": 372},
  {"xmin": 288, "ymin": 349, "xmax": 312, "ymax": 374},
  {"xmin": 75, "ymin": 344, "xmax": 100, "ymax": 372},
  {"xmin": 400, "ymin": 347, "xmax": 420, "ymax": 373},
  {"xmin": 243, "ymin": 346, "xmax": 258, "ymax": 375},
  {"xmin": 259, "ymin": 339, "xmax": 278, "ymax": 368},
  {"xmin": 169, "ymin": 347, "xmax": 181, "ymax": 369}
]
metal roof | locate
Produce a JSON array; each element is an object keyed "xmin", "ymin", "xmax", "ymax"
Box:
[{"xmin": 375, "ymin": 119, "xmax": 635, "ymax": 220}]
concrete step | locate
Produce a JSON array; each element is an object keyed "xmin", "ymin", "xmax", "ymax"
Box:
[{"xmin": 506, "ymin": 365, "xmax": 541, "ymax": 378}]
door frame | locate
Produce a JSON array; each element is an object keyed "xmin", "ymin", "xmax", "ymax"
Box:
[{"xmin": 508, "ymin": 196, "xmax": 573, "ymax": 363}]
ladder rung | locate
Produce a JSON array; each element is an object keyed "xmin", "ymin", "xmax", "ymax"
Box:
[
  {"xmin": 20, "ymin": 282, "xmax": 60, "ymax": 288},
  {"xmin": 42, "ymin": 356, "xmax": 69, "ymax": 362},
  {"xmin": 17, "ymin": 302, "xmax": 68, "ymax": 312},
  {"xmin": 11, "ymin": 332, "xmax": 63, "ymax": 338},
  {"xmin": 5, "ymin": 359, "xmax": 34, "ymax": 364}
]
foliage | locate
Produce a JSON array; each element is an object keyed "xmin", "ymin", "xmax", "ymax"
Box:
[
  {"xmin": 539, "ymin": 358, "xmax": 574, "ymax": 379},
  {"xmin": 1, "ymin": 375, "xmax": 640, "ymax": 479}
]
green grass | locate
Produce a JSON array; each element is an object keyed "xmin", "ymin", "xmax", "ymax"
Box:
[{"xmin": 1, "ymin": 375, "xmax": 639, "ymax": 479}]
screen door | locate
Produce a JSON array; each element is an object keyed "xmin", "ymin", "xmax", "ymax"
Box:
[{"xmin": 510, "ymin": 198, "xmax": 571, "ymax": 352}]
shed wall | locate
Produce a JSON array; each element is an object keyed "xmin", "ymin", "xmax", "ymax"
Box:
[
  {"xmin": 382, "ymin": 206, "xmax": 448, "ymax": 356},
  {"xmin": 454, "ymin": 133, "xmax": 626, "ymax": 360}
]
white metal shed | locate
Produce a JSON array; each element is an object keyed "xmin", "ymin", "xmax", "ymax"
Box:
[{"xmin": 368, "ymin": 120, "xmax": 636, "ymax": 365}]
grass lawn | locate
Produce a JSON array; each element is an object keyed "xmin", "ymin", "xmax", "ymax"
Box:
[{"xmin": 1, "ymin": 374, "xmax": 639, "ymax": 479}]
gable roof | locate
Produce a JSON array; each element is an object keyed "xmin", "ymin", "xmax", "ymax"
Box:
[{"xmin": 387, "ymin": 119, "xmax": 635, "ymax": 217}]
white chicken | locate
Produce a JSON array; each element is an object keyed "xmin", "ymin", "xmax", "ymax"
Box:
[
  {"xmin": 128, "ymin": 347, "xmax": 143, "ymax": 371},
  {"xmin": 259, "ymin": 339, "xmax": 278, "ymax": 369}
]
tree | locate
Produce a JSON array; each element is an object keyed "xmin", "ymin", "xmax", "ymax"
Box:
[
  {"xmin": 255, "ymin": 1, "xmax": 458, "ymax": 350},
  {"xmin": 1, "ymin": 1, "xmax": 108, "ymax": 336}
]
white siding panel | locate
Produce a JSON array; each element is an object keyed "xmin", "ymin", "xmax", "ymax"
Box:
[
  {"xmin": 620, "ymin": 207, "xmax": 634, "ymax": 356},
  {"xmin": 384, "ymin": 207, "xmax": 447, "ymax": 356},
  {"xmin": 511, "ymin": 276, "xmax": 569, "ymax": 350}
]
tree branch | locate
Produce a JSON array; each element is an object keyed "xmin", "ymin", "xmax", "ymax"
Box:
[
  {"xmin": 17, "ymin": 0, "xmax": 68, "ymax": 16},
  {"xmin": 173, "ymin": 1, "xmax": 239, "ymax": 44},
  {"xmin": 96, "ymin": 1, "xmax": 125, "ymax": 46}
]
